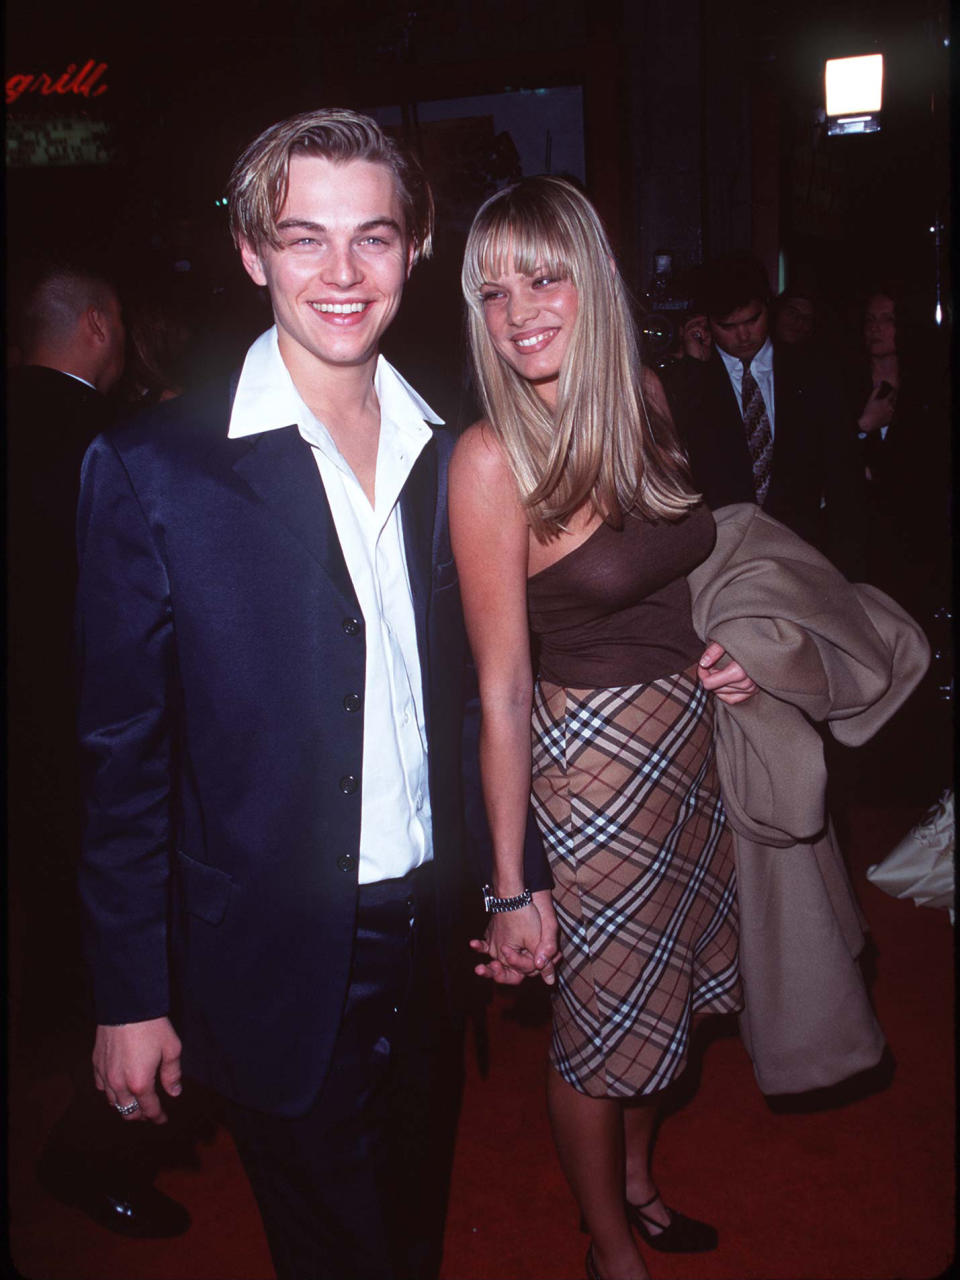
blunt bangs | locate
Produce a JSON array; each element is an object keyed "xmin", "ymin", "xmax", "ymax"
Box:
[{"xmin": 463, "ymin": 185, "xmax": 579, "ymax": 308}]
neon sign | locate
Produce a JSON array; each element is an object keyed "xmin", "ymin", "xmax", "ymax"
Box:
[{"xmin": 6, "ymin": 60, "xmax": 109, "ymax": 105}]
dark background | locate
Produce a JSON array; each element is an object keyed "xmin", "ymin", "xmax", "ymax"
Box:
[
  {"xmin": 4, "ymin": 10, "xmax": 954, "ymax": 1277},
  {"xmin": 5, "ymin": 0, "xmax": 952, "ymax": 418}
]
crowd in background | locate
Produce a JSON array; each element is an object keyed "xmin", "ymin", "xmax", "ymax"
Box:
[{"xmin": 8, "ymin": 245, "xmax": 952, "ymax": 631}]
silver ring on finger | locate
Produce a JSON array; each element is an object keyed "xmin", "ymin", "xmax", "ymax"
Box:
[{"xmin": 114, "ymin": 1099, "xmax": 141, "ymax": 1116}]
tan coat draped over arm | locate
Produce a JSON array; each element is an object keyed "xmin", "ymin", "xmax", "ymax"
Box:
[{"xmin": 688, "ymin": 503, "xmax": 930, "ymax": 1094}]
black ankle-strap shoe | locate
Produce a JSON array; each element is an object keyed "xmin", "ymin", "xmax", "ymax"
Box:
[{"xmin": 626, "ymin": 1194, "xmax": 718, "ymax": 1253}]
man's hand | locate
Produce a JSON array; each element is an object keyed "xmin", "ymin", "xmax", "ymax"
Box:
[
  {"xmin": 469, "ymin": 889, "xmax": 560, "ymax": 986},
  {"xmin": 92, "ymin": 1016, "xmax": 182, "ymax": 1124},
  {"xmin": 698, "ymin": 640, "xmax": 758, "ymax": 705},
  {"xmin": 530, "ymin": 889, "xmax": 559, "ymax": 983},
  {"xmin": 682, "ymin": 314, "xmax": 712, "ymax": 362}
]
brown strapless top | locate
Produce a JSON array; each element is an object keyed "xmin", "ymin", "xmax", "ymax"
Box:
[{"xmin": 527, "ymin": 503, "xmax": 715, "ymax": 687}]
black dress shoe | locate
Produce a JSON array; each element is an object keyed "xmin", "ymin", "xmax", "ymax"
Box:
[
  {"xmin": 625, "ymin": 1194, "xmax": 717, "ymax": 1253},
  {"xmin": 37, "ymin": 1154, "xmax": 191, "ymax": 1238}
]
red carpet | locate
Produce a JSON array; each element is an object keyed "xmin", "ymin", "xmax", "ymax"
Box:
[{"xmin": 6, "ymin": 801, "xmax": 955, "ymax": 1280}]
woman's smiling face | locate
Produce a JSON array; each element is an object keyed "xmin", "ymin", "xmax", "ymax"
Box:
[{"xmin": 478, "ymin": 262, "xmax": 579, "ymax": 407}]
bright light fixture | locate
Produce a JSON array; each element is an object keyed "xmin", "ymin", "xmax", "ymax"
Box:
[{"xmin": 825, "ymin": 55, "xmax": 883, "ymax": 134}]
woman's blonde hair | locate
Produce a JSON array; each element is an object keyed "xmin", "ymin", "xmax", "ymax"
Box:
[{"xmin": 462, "ymin": 175, "xmax": 698, "ymax": 540}]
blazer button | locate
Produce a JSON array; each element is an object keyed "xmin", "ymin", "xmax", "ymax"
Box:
[
  {"xmin": 343, "ymin": 692, "xmax": 362, "ymax": 713},
  {"xmin": 339, "ymin": 774, "xmax": 359, "ymax": 795},
  {"xmin": 336, "ymin": 853, "xmax": 356, "ymax": 872},
  {"xmin": 342, "ymin": 617, "xmax": 362, "ymax": 636}
]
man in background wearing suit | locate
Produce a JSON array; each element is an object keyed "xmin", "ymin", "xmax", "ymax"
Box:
[
  {"xmin": 75, "ymin": 109, "xmax": 555, "ymax": 1280},
  {"xmin": 662, "ymin": 253, "xmax": 866, "ymax": 580},
  {"xmin": 8, "ymin": 262, "xmax": 126, "ymax": 697},
  {"xmin": 7, "ymin": 264, "xmax": 196, "ymax": 1237},
  {"xmin": 7, "ymin": 265, "xmax": 126, "ymax": 608},
  {"xmin": 7, "ymin": 264, "xmax": 127, "ymax": 1047}
]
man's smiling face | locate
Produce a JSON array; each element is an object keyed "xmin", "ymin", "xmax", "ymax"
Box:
[{"xmin": 240, "ymin": 153, "xmax": 413, "ymax": 383}]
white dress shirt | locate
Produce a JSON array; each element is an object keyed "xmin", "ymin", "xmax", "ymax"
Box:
[
  {"xmin": 719, "ymin": 336, "xmax": 776, "ymax": 437},
  {"xmin": 228, "ymin": 327, "xmax": 443, "ymax": 883}
]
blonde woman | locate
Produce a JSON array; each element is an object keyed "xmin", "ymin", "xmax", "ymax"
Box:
[{"xmin": 449, "ymin": 177, "xmax": 756, "ymax": 1280}]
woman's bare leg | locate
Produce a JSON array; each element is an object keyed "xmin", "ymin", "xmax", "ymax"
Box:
[
  {"xmin": 623, "ymin": 1012, "xmax": 709, "ymax": 1231},
  {"xmin": 546, "ymin": 1067, "xmax": 649, "ymax": 1279},
  {"xmin": 622, "ymin": 1098, "xmax": 671, "ymax": 1230}
]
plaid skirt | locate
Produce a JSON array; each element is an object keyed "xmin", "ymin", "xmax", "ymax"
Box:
[{"xmin": 531, "ymin": 665, "xmax": 742, "ymax": 1097}]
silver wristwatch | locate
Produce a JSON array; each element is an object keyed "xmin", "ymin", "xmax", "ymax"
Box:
[{"xmin": 482, "ymin": 884, "xmax": 533, "ymax": 914}]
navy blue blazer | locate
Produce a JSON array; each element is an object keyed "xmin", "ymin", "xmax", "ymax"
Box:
[{"xmin": 76, "ymin": 374, "xmax": 489, "ymax": 1116}]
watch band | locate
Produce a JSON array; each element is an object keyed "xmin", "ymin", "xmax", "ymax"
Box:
[{"xmin": 482, "ymin": 884, "xmax": 533, "ymax": 914}]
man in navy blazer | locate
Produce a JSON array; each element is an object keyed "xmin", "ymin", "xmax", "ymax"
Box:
[{"xmin": 76, "ymin": 109, "xmax": 556, "ymax": 1280}]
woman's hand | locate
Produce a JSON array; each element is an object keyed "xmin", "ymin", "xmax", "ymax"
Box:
[
  {"xmin": 857, "ymin": 382, "xmax": 897, "ymax": 434},
  {"xmin": 697, "ymin": 640, "xmax": 758, "ymax": 705},
  {"xmin": 469, "ymin": 890, "xmax": 560, "ymax": 986}
]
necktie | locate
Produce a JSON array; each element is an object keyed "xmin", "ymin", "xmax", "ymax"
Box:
[{"xmin": 741, "ymin": 359, "xmax": 773, "ymax": 505}]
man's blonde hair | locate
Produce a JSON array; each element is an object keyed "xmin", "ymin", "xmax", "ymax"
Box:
[
  {"xmin": 227, "ymin": 108, "xmax": 434, "ymax": 263},
  {"xmin": 462, "ymin": 175, "xmax": 697, "ymax": 540}
]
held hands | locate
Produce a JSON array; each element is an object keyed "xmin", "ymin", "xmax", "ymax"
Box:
[
  {"xmin": 469, "ymin": 889, "xmax": 560, "ymax": 986},
  {"xmin": 698, "ymin": 640, "xmax": 758, "ymax": 705},
  {"xmin": 93, "ymin": 1016, "xmax": 182, "ymax": 1124}
]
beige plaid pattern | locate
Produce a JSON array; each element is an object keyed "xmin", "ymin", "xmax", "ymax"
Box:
[{"xmin": 531, "ymin": 666, "xmax": 742, "ymax": 1097}]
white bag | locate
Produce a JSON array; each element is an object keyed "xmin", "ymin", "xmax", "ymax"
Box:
[{"xmin": 866, "ymin": 790, "xmax": 955, "ymax": 923}]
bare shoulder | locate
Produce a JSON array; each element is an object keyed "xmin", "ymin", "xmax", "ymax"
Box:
[
  {"xmin": 451, "ymin": 420, "xmax": 514, "ymax": 490},
  {"xmin": 450, "ymin": 420, "xmax": 526, "ymax": 547},
  {"xmin": 640, "ymin": 363, "xmax": 661, "ymax": 392},
  {"xmin": 640, "ymin": 364, "xmax": 668, "ymax": 410}
]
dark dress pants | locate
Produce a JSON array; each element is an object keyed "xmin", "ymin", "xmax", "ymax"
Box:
[{"xmin": 225, "ymin": 863, "xmax": 463, "ymax": 1280}]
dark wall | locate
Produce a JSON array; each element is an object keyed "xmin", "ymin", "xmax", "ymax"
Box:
[{"xmin": 6, "ymin": 0, "xmax": 952, "ymax": 350}]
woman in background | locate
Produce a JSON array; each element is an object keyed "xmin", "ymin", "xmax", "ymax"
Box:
[
  {"xmin": 449, "ymin": 176, "xmax": 755, "ymax": 1280},
  {"xmin": 855, "ymin": 285, "xmax": 950, "ymax": 620}
]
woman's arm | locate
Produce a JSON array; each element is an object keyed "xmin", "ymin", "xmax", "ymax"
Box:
[{"xmin": 449, "ymin": 423, "xmax": 557, "ymax": 984}]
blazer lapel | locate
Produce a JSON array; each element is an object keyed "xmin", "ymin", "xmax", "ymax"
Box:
[
  {"xmin": 771, "ymin": 346, "xmax": 805, "ymax": 429},
  {"xmin": 230, "ymin": 425, "xmax": 359, "ymax": 610},
  {"xmin": 399, "ymin": 433, "xmax": 438, "ymax": 695},
  {"xmin": 770, "ymin": 346, "xmax": 803, "ymax": 476},
  {"xmin": 709, "ymin": 352, "xmax": 743, "ymax": 429}
]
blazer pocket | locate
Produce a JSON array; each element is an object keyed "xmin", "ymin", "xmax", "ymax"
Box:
[
  {"xmin": 433, "ymin": 556, "xmax": 458, "ymax": 591},
  {"xmin": 176, "ymin": 849, "xmax": 233, "ymax": 926}
]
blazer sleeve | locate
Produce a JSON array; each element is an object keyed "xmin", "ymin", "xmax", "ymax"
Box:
[{"xmin": 75, "ymin": 433, "xmax": 175, "ymax": 1025}]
